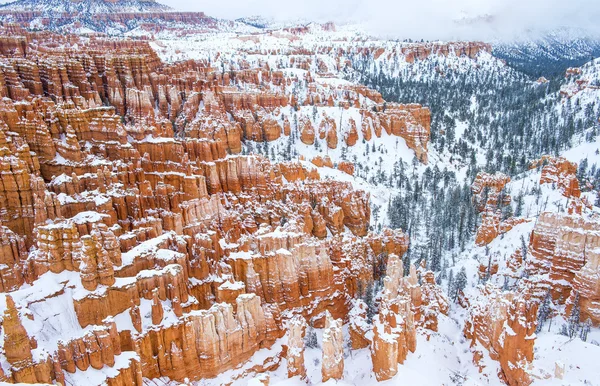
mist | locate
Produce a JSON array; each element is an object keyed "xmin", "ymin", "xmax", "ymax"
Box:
[{"xmin": 161, "ymin": 0, "xmax": 600, "ymax": 41}]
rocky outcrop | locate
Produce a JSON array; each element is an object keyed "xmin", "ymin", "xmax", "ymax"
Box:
[
  {"xmin": 226, "ymin": 239, "xmax": 341, "ymax": 322},
  {"xmin": 345, "ymin": 118, "xmax": 359, "ymax": 146},
  {"xmin": 471, "ymin": 172, "xmax": 511, "ymax": 212},
  {"xmin": 377, "ymin": 104, "xmax": 431, "ymax": 163},
  {"xmin": 286, "ymin": 315, "xmax": 307, "ymax": 379},
  {"xmin": 3, "ymin": 296, "xmax": 33, "ymax": 368},
  {"xmin": 57, "ymin": 321, "xmax": 122, "ymax": 373},
  {"xmin": 471, "ymin": 172, "xmax": 527, "ymax": 246},
  {"xmin": 370, "ymin": 254, "xmax": 417, "ymax": 381},
  {"xmin": 571, "ymin": 243, "xmax": 600, "ymax": 325},
  {"xmin": 0, "ymin": 226, "xmax": 27, "ymax": 292},
  {"xmin": 300, "ymin": 116, "xmax": 315, "ymax": 145},
  {"xmin": 539, "ymin": 157, "xmax": 581, "ymax": 198},
  {"xmin": 348, "ymin": 300, "xmax": 370, "ymax": 349},
  {"xmin": 134, "ymin": 293, "xmax": 280, "ymax": 381},
  {"xmin": 527, "ymin": 212, "xmax": 600, "ymax": 303},
  {"xmin": 2, "ymin": 296, "xmax": 54, "ymax": 384},
  {"xmin": 420, "ymin": 271, "xmax": 449, "ymax": 332},
  {"xmin": 321, "ymin": 311, "xmax": 344, "ymax": 382},
  {"xmin": 464, "ymin": 281, "xmax": 540, "ymax": 386},
  {"xmin": 528, "ymin": 211, "xmax": 600, "ymax": 309},
  {"xmin": 74, "ymin": 262, "xmax": 189, "ymax": 328},
  {"xmin": 475, "ymin": 211, "xmax": 529, "ymax": 246},
  {"xmin": 337, "ymin": 161, "xmax": 355, "ymax": 176},
  {"xmin": 398, "ymin": 42, "xmax": 492, "ymax": 62},
  {"xmin": 475, "ymin": 209, "xmax": 502, "ymax": 246},
  {"xmin": 0, "ymin": 129, "xmax": 47, "ymax": 239}
]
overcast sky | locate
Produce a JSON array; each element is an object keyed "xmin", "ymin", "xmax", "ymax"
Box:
[{"xmin": 160, "ymin": 0, "xmax": 600, "ymax": 41}]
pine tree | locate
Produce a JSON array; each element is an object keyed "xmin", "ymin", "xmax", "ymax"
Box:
[
  {"xmin": 577, "ymin": 157, "xmax": 589, "ymax": 182},
  {"xmin": 453, "ymin": 267, "xmax": 467, "ymax": 302},
  {"xmin": 447, "ymin": 269, "xmax": 454, "ymax": 298},
  {"xmin": 305, "ymin": 326, "xmax": 319, "ymax": 349},
  {"xmin": 559, "ymin": 324, "xmax": 569, "ymax": 337},
  {"xmin": 430, "ymin": 245, "xmax": 441, "ymax": 272},
  {"xmin": 580, "ymin": 319, "xmax": 592, "ymax": 342},
  {"xmin": 568, "ymin": 292, "xmax": 581, "ymax": 339},
  {"xmin": 521, "ymin": 235, "xmax": 528, "ymax": 261},
  {"xmin": 514, "ymin": 192, "xmax": 524, "ymax": 217},
  {"xmin": 364, "ymin": 282, "xmax": 376, "ymax": 324},
  {"xmin": 403, "ymin": 253, "xmax": 411, "ymax": 278},
  {"xmin": 536, "ymin": 290, "xmax": 552, "ymax": 333}
]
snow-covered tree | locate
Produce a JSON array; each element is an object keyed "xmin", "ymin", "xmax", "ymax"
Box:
[
  {"xmin": 453, "ymin": 267, "xmax": 467, "ymax": 302},
  {"xmin": 568, "ymin": 292, "xmax": 581, "ymax": 339},
  {"xmin": 305, "ymin": 326, "xmax": 319, "ymax": 349},
  {"xmin": 536, "ymin": 290, "xmax": 553, "ymax": 333}
]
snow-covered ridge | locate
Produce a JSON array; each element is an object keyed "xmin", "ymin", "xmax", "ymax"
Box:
[
  {"xmin": 493, "ymin": 27, "xmax": 600, "ymax": 77},
  {"xmin": 0, "ymin": 0, "xmax": 171, "ymax": 14},
  {"xmin": 0, "ymin": 0, "xmax": 264, "ymax": 35}
]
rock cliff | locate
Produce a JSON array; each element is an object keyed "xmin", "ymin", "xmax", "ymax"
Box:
[{"xmin": 464, "ymin": 281, "xmax": 540, "ymax": 386}]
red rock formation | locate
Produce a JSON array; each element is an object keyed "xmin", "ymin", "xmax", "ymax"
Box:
[
  {"xmin": 475, "ymin": 209, "xmax": 503, "ymax": 246},
  {"xmin": 3, "ymin": 296, "xmax": 33, "ymax": 367},
  {"xmin": 370, "ymin": 254, "xmax": 417, "ymax": 381},
  {"xmin": 337, "ymin": 161, "xmax": 355, "ymax": 176},
  {"xmin": 571, "ymin": 242, "xmax": 600, "ymax": 325},
  {"xmin": 471, "ymin": 172, "xmax": 511, "ymax": 212},
  {"xmin": 528, "ymin": 212, "xmax": 600, "ymax": 303},
  {"xmin": 57, "ymin": 321, "xmax": 122, "ymax": 373},
  {"xmin": 0, "ymin": 226, "xmax": 27, "ymax": 292},
  {"xmin": 420, "ymin": 271, "xmax": 449, "ymax": 332},
  {"xmin": 471, "ymin": 172, "xmax": 526, "ymax": 246},
  {"xmin": 475, "ymin": 210, "xmax": 529, "ymax": 246},
  {"xmin": 151, "ymin": 289, "xmax": 164, "ymax": 325},
  {"xmin": 226, "ymin": 238, "xmax": 344, "ymax": 323},
  {"xmin": 3, "ymin": 296, "xmax": 54, "ymax": 384},
  {"xmin": 286, "ymin": 315, "xmax": 307, "ymax": 379},
  {"xmin": 348, "ymin": 300, "xmax": 370, "ymax": 349},
  {"xmin": 321, "ymin": 311, "xmax": 344, "ymax": 382},
  {"xmin": 300, "ymin": 116, "xmax": 315, "ymax": 145},
  {"xmin": 377, "ymin": 103, "xmax": 431, "ymax": 163},
  {"xmin": 464, "ymin": 281, "xmax": 540, "ymax": 386},
  {"xmin": 345, "ymin": 118, "xmax": 359, "ymax": 146},
  {"xmin": 135, "ymin": 293, "xmax": 280, "ymax": 381},
  {"xmin": 539, "ymin": 157, "xmax": 581, "ymax": 198},
  {"xmin": 0, "ymin": 26, "xmax": 445, "ymax": 386}
]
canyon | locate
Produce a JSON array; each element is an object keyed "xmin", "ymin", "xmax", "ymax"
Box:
[
  {"xmin": 0, "ymin": 2, "xmax": 599, "ymax": 386},
  {"xmin": 0, "ymin": 20, "xmax": 442, "ymax": 386}
]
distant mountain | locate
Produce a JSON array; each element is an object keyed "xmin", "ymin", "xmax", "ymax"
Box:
[
  {"xmin": 235, "ymin": 16, "xmax": 273, "ymax": 29},
  {"xmin": 235, "ymin": 15, "xmax": 317, "ymax": 31},
  {"xmin": 0, "ymin": 0, "xmax": 171, "ymax": 14},
  {"xmin": 0, "ymin": 0, "xmax": 262, "ymax": 36},
  {"xmin": 493, "ymin": 29, "xmax": 600, "ymax": 78}
]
